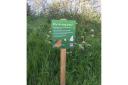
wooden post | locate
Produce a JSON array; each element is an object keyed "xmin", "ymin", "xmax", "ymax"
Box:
[{"xmin": 60, "ymin": 48, "xmax": 66, "ymax": 85}]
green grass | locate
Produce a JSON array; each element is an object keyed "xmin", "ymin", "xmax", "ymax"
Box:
[{"xmin": 27, "ymin": 14, "xmax": 101, "ymax": 85}]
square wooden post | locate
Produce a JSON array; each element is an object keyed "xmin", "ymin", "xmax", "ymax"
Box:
[{"xmin": 60, "ymin": 48, "xmax": 66, "ymax": 85}]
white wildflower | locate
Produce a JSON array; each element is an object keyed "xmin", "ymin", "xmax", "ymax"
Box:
[
  {"xmin": 81, "ymin": 36, "xmax": 84, "ymax": 38},
  {"xmin": 64, "ymin": 38, "xmax": 67, "ymax": 42},
  {"xmin": 70, "ymin": 51, "xmax": 72, "ymax": 54},
  {"xmin": 49, "ymin": 31, "xmax": 51, "ymax": 33},
  {"xmin": 91, "ymin": 34, "xmax": 94, "ymax": 37},
  {"xmin": 86, "ymin": 43, "xmax": 91, "ymax": 47},
  {"xmin": 78, "ymin": 44, "xmax": 84, "ymax": 50},
  {"xmin": 66, "ymin": 52, "xmax": 70, "ymax": 54},
  {"xmin": 82, "ymin": 41, "xmax": 86, "ymax": 44},
  {"xmin": 91, "ymin": 29, "xmax": 94, "ymax": 32},
  {"xmin": 47, "ymin": 34, "xmax": 50, "ymax": 38}
]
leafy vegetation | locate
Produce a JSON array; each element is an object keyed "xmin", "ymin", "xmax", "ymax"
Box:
[{"xmin": 27, "ymin": 12, "xmax": 101, "ymax": 85}]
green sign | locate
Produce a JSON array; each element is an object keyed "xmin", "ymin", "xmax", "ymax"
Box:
[{"xmin": 51, "ymin": 19, "xmax": 76, "ymax": 48}]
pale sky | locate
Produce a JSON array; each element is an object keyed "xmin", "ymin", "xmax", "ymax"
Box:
[{"xmin": 47, "ymin": 0, "xmax": 52, "ymax": 3}]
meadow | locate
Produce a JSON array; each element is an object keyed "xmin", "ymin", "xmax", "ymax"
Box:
[{"xmin": 27, "ymin": 13, "xmax": 101, "ymax": 85}]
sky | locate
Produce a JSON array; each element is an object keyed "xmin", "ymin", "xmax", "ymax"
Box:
[{"xmin": 47, "ymin": 0, "xmax": 52, "ymax": 3}]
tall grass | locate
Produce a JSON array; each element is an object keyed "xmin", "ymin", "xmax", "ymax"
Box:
[{"xmin": 27, "ymin": 13, "xmax": 101, "ymax": 85}]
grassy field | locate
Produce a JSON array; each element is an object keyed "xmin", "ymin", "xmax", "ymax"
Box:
[{"xmin": 27, "ymin": 14, "xmax": 101, "ymax": 85}]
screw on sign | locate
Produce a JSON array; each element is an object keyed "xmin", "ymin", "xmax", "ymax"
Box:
[{"xmin": 51, "ymin": 19, "xmax": 76, "ymax": 85}]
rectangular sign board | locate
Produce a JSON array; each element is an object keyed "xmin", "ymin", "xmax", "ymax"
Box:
[{"xmin": 51, "ymin": 19, "xmax": 76, "ymax": 48}]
